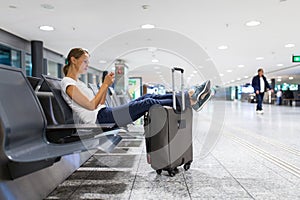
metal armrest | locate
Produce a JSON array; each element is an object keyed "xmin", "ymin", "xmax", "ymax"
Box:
[
  {"xmin": 35, "ymin": 91, "xmax": 54, "ymax": 97},
  {"xmin": 46, "ymin": 123, "xmax": 118, "ymax": 144},
  {"xmin": 46, "ymin": 123, "xmax": 116, "ymax": 130},
  {"xmin": 6, "ymin": 129, "xmax": 122, "ymax": 163}
]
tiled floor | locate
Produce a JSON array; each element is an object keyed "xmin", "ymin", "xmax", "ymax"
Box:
[{"xmin": 46, "ymin": 101, "xmax": 300, "ymax": 199}]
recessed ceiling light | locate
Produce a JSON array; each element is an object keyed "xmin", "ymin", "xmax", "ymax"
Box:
[
  {"xmin": 41, "ymin": 4, "xmax": 55, "ymax": 10},
  {"xmin": 141, "ymin": 24, "xmax": 155, "ymax": 29},
  {"xmin": 277, "ymin": 79, "xmax": 282, "ymax": 82},
  {"xmin": 256, "ymin": 57, "xmax": 264, "ymax": 60},
  {"xmin": 277, "ymin": 64, "xmax": 283, "ymax": 67},
  {"xmin": 231, "ymin": 80, "xmax": 235, "ymax": 82},
  {"xmin": 99, "ymin": 60, "xmax": 107, "ymax": 64},
  {"xmin": 154, "ymin": 66, "xmax": 160, "ymax": 69},
  {"xmin": 218, "ymin": 45, "xmax": 228, "ymax": 50},
  {"xmin": 285, "ymin": 43, "xmax": 295, "ymax": 48},
  {"xmin": 193, "ymin": 70, "xmax": 198, "ymax": 73},
  {"xmin": 226, "ymin": 69, "xmax": 233, "ymax": 73},
  {"xmin": 8, "ymin": 5, "xmax": 17, "ymax": 9},
  {"xmin": 289, "ymin": 77, "xmax": 294, "ymax": 80},
  {"xmin": 152, "ymin": 59, "xmax": 159, "ymax": 63},
  {"xmin": 39, "ymin": 25, "xmax": 54, "ymax": 31},
  {"xmin": 245, "ymin": 20, "xmax": 261, "ymax": 27},
  {"xmin": 142, "ymin": 5, "xmax": 150, "ymax": 10},
  {"xmin": 244, "ymin": 76, "xmax": 249, "ymax": 78},
  {"xmin": 190, "ymin": 74, "xmax": 195, "ymax": 77},
  {"xmin": 148, "ymin": 47, "xmax": 157, "ymax": 52},
  {"xmin": 219, "ymin": 73, "xmax": 224, "ymax": 77},
  {"xmin": 238, "ymin": 65, "xmax": 245, "ymax": 68},
  {"xmin": 237, "ymin": 78, "xmax": 241, "ymax": 81},
  {"xmin": 278, "ymin": 76, "xmax": 282, "ymax": 79},
  {"xmin": 156, "ymin": 71, "xmax": 161, "ymax": 74}
]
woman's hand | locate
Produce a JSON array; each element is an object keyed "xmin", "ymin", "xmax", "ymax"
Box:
[{"xmin": 103, "ymin": 72, "xmax": 115, "ymax": 86}]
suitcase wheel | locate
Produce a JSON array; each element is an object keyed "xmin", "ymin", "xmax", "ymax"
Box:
[
  {"xmin": 184, "ymin": 163, "xmax": 191, "ymax": 171},
  {"xmin": 174, "ymin": 167, "xmax": 179, "ymax": 173},
  {"xmin": 168, "ymin": 169, "xmax": 176, "ymax": 177},
  {"xmin": 156, "ymin": 169, "xmax": 162, "ymax": 175}
]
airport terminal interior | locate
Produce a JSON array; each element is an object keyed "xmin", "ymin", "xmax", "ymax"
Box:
[{"xmin": 0, "ymin": 1, "xmax": 299, "ymax": 199}]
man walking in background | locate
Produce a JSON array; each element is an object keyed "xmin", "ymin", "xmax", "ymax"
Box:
[
  {"xmin": 283, "ymin": 87, "xmax": 294, "ymax": 106},
  {"xmin": 252, "ymin": 68, "xmax": 272, "ymax": 114}
]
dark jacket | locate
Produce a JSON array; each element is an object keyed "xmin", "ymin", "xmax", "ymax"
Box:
[
  {"xmin": 252, "ymin": 75, "xmax": 271, "ymax": 93},
  {"xmin": 284, "ymin": 89, "xmax": 294, "ymax": 99}
]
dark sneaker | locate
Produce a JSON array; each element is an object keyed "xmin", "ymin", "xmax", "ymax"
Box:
[
  {"xmin": 190, "ymin": 80, "xmax": 211, "ymax": 101},
  {"xmin": 192, "ymin": 91, "xmax": 212, "ymax": 112}
]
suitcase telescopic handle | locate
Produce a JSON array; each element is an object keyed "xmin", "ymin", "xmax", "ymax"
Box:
[
  {"xmin": 172, "ymin": 67, "xmax": 185, "ymax": 111},
  {"xmin": 172, "ymin": 67, "xmax": 184, "ymax": 73}
]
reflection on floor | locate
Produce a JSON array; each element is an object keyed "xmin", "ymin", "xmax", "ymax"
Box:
[{"xmin": 46, "ymin": 101, "xmax": 300, "ymax": 199}]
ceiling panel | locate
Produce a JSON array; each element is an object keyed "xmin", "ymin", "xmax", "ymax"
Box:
[{"xmin": 0, "ymin": 0, "xmax": 299, "ymax": 86}]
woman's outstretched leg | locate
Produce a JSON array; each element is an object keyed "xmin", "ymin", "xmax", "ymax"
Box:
[
  {"xmin": 97, "ymin": 97, "xmax": 173, "ymax": 127},
  {"xmin": 132, "ymin": 93, "xmax": 173, "ymax": 102},
  {"xmin": 97, "ymin": 80, "xmax": 212, "ymax": 126}
]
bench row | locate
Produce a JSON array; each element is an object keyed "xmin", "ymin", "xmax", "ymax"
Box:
[{"xmin": 0, "ymin": 64, "xmax": 122, "ymax": 179}]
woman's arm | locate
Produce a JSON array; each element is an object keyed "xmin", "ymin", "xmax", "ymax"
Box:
[
  {"xmin": 66, "ymin": 72, "xmax": 114, "ymax": 110},
  {"xmin": 99, "ymin": 85, "xmax": 107, "ymax": 105},
  {"xmin": 66, "ymin": 83, "xmax": 108, "ymax": 110}
]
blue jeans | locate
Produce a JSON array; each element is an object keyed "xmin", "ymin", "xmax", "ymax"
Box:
[
  {"xmin": 276, "ymin": 97, "xmax": 282, "ymax": 105},
  {"xmin": 256, "ymin": 92, "xmax": 264, "ymax": 110},
  {"xmin": 97, "ymin": 93, "xmax": 190, "ymax": 127}
]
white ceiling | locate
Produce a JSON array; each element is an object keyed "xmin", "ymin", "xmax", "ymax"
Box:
[{"xmin": 0, "ymin": 0, "xmax": 300, "ymax": 87}]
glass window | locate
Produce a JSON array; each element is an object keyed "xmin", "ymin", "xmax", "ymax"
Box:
[
  {"xmin": 11, "ymin": 49, "xmax": 21, "ymax": 68},
  {"xmin": 0, "ymin": 46, "xmax": 11, "ymax": 66},
  {"xmin": 57, "ymin": 63, "xmax": 63, "ymax": 78},
  {"xmin": 0, "ymin": 44, "xmax": 21, "ymax": 68},
  {"xmin": 47, "ymin": 60, "xmax": 58, "ymax": 77},
  {"xmin": 80, "ymin": 74, "xmax": 87, "ymax": 83},
  {"xmin": 87, "ymin": 73, "xmax": 94, "ymax": 84},
  {"xmin": 96, "ymin": 75, "xmax": 99, "ymax": 84},
  {"xmin": 25, "ymin": 54, "xmax": 32, "ymax": 76}
]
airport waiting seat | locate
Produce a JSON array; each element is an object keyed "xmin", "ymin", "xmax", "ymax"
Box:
[
  {"xmin": 117, "ymin": 90, "xmax": 132, "ymax": 105},
  {"xmin": 39, "ymin": 75, "xmax": 123, "ymax": 143},
  {"xmin": 0, "ymin": 65, "xmax": 121, "ymax": 179},
  {"xmin": 27, "ymin": 76, "xmax": 42, "ymax": 90},
  {"xmin": 39, "ymin": 75, "xmax": 76, "ymax": 125},
  {"xmin": 90, "ymin": 86, "xmax": 125, "ymax": 107},
  {"xmin": 108, "ymin": 87, "xmax": 122, "ymax": 107},
  {"xmin": 88, "ymin": 83, "xmax": 99, "ymax": 95},
  {"xmin": 88, "ymin": 83, "xmax": 114, "ymax": 107}
]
